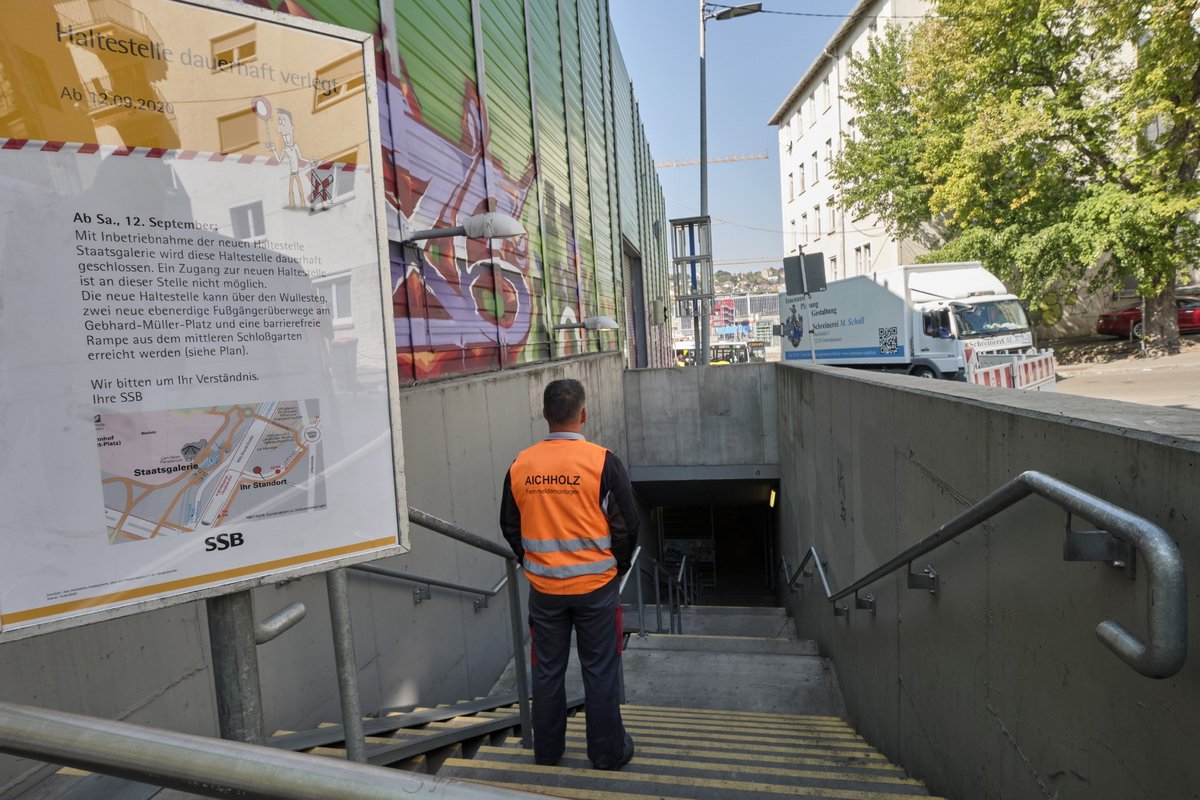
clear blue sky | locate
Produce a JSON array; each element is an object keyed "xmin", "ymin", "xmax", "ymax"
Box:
[{"xmin": 609, "ymin": 1, "xmax": 852, "ymax": 273}]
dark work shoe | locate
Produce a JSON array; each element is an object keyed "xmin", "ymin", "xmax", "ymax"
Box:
[{"xmin": 593, "ymin": 733, "xmax": 634, "ymax": 771}]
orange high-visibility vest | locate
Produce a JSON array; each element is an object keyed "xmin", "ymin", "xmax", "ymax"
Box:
[{"xmin": 509, "ymin": 439, "xmax": 615, "ymax": 595}]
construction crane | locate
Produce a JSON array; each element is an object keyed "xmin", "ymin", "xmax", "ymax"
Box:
[
  {"xmin": 713, "ymin": 257, "xmax": 782, "ymax": 267},
  {"xmin": 654, "ymin": 153, "xmax": 769, "ymax": 169}
]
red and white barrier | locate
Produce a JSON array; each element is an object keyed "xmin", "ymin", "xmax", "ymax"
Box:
[
  {"xmin": 1013, "ymin": 351, "xmax": 1057, "ymax": 391},
  {"xmin": 968, "ymin": 350, "xmax": 1056, "ymax": 392},
  {"xmin": 969, "ymin": 363, "xmax": 1015, "ymax": 388}
]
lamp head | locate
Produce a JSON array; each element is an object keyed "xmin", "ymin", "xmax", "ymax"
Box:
[
  {"xmin": 551, "ymin": 315, "xmax": 620, "ymax": 333},
  {"xmin": 460, "ymin": 211, "xmax": 526, "ymax": 239},
  {"xmin": 403, "ymin": 211, "xmax": 526, "ymax": 243},
  {"xmin": 711, "ymin": 2, "xmax": 762, "ymax": 21}
]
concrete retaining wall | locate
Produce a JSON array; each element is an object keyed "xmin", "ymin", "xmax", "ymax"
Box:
[
  {"xmin": 0, "ymin": 354, "xmax": 625, "ymax": 790},
  {"xmin": 623, "ymin": 363, "xmax": 777, "ymax": 473},
  {"xmin": 777, "ymin": 362, "xmax": 1200, "ymax": 799}
]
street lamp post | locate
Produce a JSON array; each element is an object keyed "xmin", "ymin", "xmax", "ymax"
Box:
[{"xmin": 698, "ymin": 1, "xmax": 761, "ymax": 365}]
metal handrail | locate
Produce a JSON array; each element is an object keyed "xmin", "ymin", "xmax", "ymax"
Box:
[
  {"xmin": 351, "ymin": 562, "xmax": 512, "ymax": 604},
  {"xmin": 0, "ymin": 700, "xmax": 542, "ymax": 800},
  {"xmin": 784, "ymin": 470, "xmax": 1187, "ymax": 679},
  {"xmin": 408, "ymin": 508, "xmax": 531, "ymax": 743}
]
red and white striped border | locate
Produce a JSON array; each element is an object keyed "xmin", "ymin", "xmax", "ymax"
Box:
[
  {"xmin": 0, "ymin": 138, "xmax": 356, "ymax": 172},
  {"xmin": 970, "ymin": 363, "xmax": 1014, "ymax": 388},
  {"xmin": 1014, "ymin": 353, "xmax": 1056, "ymax": 389}
]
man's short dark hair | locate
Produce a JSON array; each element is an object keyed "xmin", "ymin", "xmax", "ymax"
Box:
[{"xmin": 544, "ymin": 379, "xmax": 585, "ymax": 424}]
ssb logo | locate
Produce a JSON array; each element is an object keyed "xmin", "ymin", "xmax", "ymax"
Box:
[{"xmin": 204, "ymin": 532, "xmax": 245, "ymax": 552}]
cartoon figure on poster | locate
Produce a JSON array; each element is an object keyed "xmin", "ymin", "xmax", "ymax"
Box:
[
  {"xmin": 254, "ymin": 96, "xmax": 317, "ymax": 210},
  {"xmin": 786, "ymin": 303, "xmax": 804, "ymax": 347}
]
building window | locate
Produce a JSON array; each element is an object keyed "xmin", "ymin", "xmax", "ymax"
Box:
[
  {"xmin": 811, "ymin": 151, "xmax": 819, "ymax": 183},
  {"xmin": 807, "ymin": 94, "xmax": 816, "ymax": 125},
  {"xmin": 788, "ymin": 172, "xmax": 794, "ymax": 201},
  {"xmin": 868, "ymin": 18, "xmax": 878, "ymax": 37},
  {"xmin": 829, "ymin": 255, "xmax": 838, "ymax": 280},
  {"xmin": 211, "ymin": 25, "xmax": 256, "ymax": 72},
  {"xmin": 813, "ymin": 205, "xmax": 821, "ymax": 239},
  {"xmin": 801, "ymin": 213, "xmax": 809, "ymax": 245},
  {"xmin": 856, "ymin": 243, "xmax": 871, "ymax": 272},
  {"xmin": 313, "ymin": 53, "xmax": 366, "ymax": 112},
  {"xmin": 826, "ymin": 197, "xmax": 836, "ymax": 233},
  {"xmin": 230, "ymin": 200, "xmax": 265, "ymax": 241},
  {"xmin": 316, "ymin": 273, "xmax": 353, "ymax": 325},
  {"xmin": 789, "ymin": 220, "xmax": 797, "ymax": 253},
  {"xmin": 822, "ymin": 75, "xmax": 831, "ymax": 110},
  {"xmin": 825, "ymin": 139, "xmax": 833, "ymax": 167},
  {"xmin": 217, "ymin": 108, "xmax": 258, "ymax": 153},
  {"xmin": 847, "ymin": 117, "xmax": 857, "ymax": 142},
  {"xmin": 798, "ymin": 163, "xmax": 806, "ymax": 193}
]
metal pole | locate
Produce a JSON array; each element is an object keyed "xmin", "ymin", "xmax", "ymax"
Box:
[
  {"xmin": 668, "ymin": 578, "xmax": 677, "ymax": 634},
  {"xmin": 505, "ymin": 560, "xmax": 533, "ymax": 748},
  {"xmin": 636, "ymin": 565, "xmax": 646, "ymax": 638},
  {"xmin": 326, "ymin": 568, "xmax": 367, "ymax": 763},
  {"xmin": 654, "ymin": 563, "xmax": 664, "ymax": 633},
  {"xmin": 698, "ymin": 0, "xmax": 711, "ymax": 366},
  {"xmin": 205, "ymin": 590, "xmax": 264, "ymax": 745}
]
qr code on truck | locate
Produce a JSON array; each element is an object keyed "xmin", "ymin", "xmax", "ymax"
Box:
[{"xmin": 879, "ymin": 327, "xmax": 899, "ymax": 354}]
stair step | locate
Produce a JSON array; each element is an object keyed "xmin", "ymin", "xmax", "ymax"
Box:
[
  {"xmin": 442, "ymin": 758, "xmax": 936, "ymax": 799},
  {"xmin": 627, "ymin": 634, "xmax": 817, "ymax": 655},
  {"xmin": 438, "ymin": 704, "xmax": 937, "ymax": 799},
  {"xmin": 481, "ymin": 743, "xmax": 911, "ymax": 779}
]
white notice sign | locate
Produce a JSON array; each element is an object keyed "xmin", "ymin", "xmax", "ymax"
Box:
[{"xmin": 0, "ymin": 0, "xmax": 406, "ymax": 637}]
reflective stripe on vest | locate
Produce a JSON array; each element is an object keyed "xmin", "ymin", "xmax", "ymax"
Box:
[
  {"xmin": 509, "ymin": 438, "xmax": 614, "ymax": 595},
  {"xmin": 521, "ymin": 535, "xmax": 612, "ymax": 553},
  {"xmin": 523, "ymin": 557, "xmax": 617, "ymax": 579}
]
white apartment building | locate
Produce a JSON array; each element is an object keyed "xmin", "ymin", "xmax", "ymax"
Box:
[{"xmin": 769, "ymin": 0, "xmax": 928, "ymax": 282}]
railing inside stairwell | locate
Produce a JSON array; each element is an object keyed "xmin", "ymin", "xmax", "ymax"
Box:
[
  {"xmin": 779, "ymin": 470, "xmax": 1188, "ymax": 679},
  {"xmin": 347, "ymin": 507, "xmax": 534, "ymax": 749},
  {"xmin": 624, "ymin": 550, "xmax": 698, "ymax": 637}
]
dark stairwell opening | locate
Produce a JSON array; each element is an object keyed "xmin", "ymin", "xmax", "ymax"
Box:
[{"xmin": 633, "ymin": 478, "xmax": 779, "ymax": 608}]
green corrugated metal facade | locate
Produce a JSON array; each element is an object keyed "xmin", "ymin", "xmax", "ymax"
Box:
[{"xmin": 255, "ymin": 0, "xmax": 670, "ymax": 378}]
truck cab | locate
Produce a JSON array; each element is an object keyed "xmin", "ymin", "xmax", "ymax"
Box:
[{"xmin": 888, "ymin": 266, "xmax": 1035, "ymax": 379}]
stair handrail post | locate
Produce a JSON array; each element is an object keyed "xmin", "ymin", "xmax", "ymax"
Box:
[
  {"xmin": 504, "ymin": 558, "xmax": 533, "ymax": 748},
  {"xmin": 669, "ymin": 574, "xmax": 678, "ymax": 634},
  {"xmin": 636, "ymin": 563, "xmax": 646, "ymax": 638},
  {"xmin": 206, "ymin": 590, "xmax": 265, "ymax": 745},
  {"xmin": 326, "ymin": 567, "xmax": 367, "ymax": 763},
  {"xmin": 653, "ymin": 561, "xmax": 664, "ymax": 633}
]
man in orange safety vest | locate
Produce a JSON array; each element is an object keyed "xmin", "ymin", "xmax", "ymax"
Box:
[{"xmin": 500, "ymin": 378, "xmax": 638, "ymax": 770}]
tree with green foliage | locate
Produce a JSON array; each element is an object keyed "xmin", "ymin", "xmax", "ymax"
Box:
[{"xmin": 830, "ymin": 0, "xmax": 1200, "ymax": 353}]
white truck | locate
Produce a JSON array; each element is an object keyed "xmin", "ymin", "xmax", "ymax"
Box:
[{"xmin": 779, "ymin": 262, "xmax": 1055, "ymax": 389}]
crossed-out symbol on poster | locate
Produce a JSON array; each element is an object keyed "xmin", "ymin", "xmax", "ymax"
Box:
[{"xmin": 308, "ymin": 169, "xmax": 334, "ymax": 206}]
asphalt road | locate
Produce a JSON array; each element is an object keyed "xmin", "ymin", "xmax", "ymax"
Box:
[{"xmin": 1054, "ymin": 346, "xmax": 1200, "ymax": 412}]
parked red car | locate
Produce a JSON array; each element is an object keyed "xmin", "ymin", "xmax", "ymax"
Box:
[{"xmin": 1096, "ymin": 297, "xmax": 1200, "ymax": 338}]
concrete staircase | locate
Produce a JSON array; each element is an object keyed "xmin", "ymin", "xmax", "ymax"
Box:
[
  {"xmin": 10, "ymin": 606, "xmax": 939, "ymax": 799},
  {"xmin": 461, "ymin": 604, "xmax": 938, "ymax": 798}
]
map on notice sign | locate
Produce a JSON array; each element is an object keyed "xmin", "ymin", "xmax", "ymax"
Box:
[{"xmin": 97, "ymin": 401, "xmax": 326, "ymax": 543}]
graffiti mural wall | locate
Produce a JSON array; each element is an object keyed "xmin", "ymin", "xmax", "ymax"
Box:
[{"xmin": 244, "ymin": 0, "xmax": 671, "ymax": 380}]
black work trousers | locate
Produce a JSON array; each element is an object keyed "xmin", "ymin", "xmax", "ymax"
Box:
[{"xmin": 527, "ymin": 576, "xmax": 626, "ymax": 768}]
